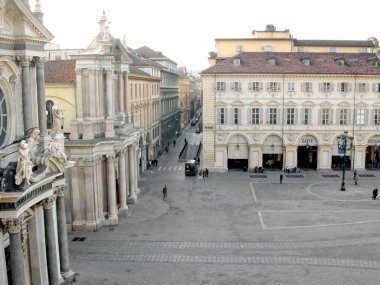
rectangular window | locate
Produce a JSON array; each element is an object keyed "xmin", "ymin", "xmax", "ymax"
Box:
[
  {"xmin": 373, "ymin": 83, "xmax": 380, "ymax": 93},
  {"xmin": 217, "ymin": 108, "xmax": 225, "ymax": 124},
  {"xmin": 304, "ymin": 108, "xmax": 311, "ymax": 125},
  {"xmin": 358, "ymin": 83, "xmax": 367, "ymax": 93},
  {"xmin": 287, "ymin": 108, "xmax": 295, "ymax": 125},
  {"xmin": 356, "ymin": 109, "xmax": 365, "ymax": 125},
  {"xmin": 287, "ymin": 82, "xmax": 295, "ymax": 92},
  {"xmin": 302, "ymin": 82, "xmax": 312, "ymax": 92},
  {"xmin": 252, "ymin": 82, "xmax": 260, "ymax": 92},
  {"xmin": 297, "ymin": 47, "xmax": 305, "ymax": 52},
  {"xmin": 322, "ymin": 108, "xmax": 329, "ymax": 125},
  {"xmin": 375, "ymin": 109, "xmax": 380, "ymax": 125},
  {"xmin": 236, "ymin": 45, "xmax": 244, "ymax": 52},
  {"xmin": 321, "ymin": 82, "xmax": 332, "ymax": 92},
  {"xmin": 339, "ymin": 83, "xmax": 350, "ymax": 92},
  {"xmin": 234, "ymin": 108, "xmax": 241, "ymax": 124},
  {"xmin": 269, "ymin": 82, "xmax": 279, "ymax": 92},
  {"xmin": 251, "ymin": 108, "xmax": 259, "ymax": 125},
  {"xmin": 269, "ymin": 108, "xmax": 277, "ymax": 125},
  {"xmin": 328, "ymin": 47, "xmax": 336, "ymax": 53},
  {"xmin": 339, "ymin": 109, "xmax": 347, "ymax": 125},
  {"xmin": 216, "ymin": 82, "xmax": 226, "ymax": 92},
  {"xmin": 230, "ymin": 82, "xmax": 242, "ymax": 92}
]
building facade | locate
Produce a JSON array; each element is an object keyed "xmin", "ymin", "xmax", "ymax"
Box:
[
  {"xmin": 202, "ymin": 52, "xmax": 380, "ymax": 172},
  {"xmin": 178, "ymin": 67, "xmax": 191, "ymax": 130},
  {"xmin": 134, "ymin": 47, "xmax": 180, "ymax": 153},
  {"xmin": 0, "ymin": 0, "xmax": 74, "ymax": 283}
]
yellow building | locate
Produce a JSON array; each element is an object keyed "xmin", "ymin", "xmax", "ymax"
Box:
[
  {"xmin": 210, "ymin": 24, "xmax": 378, "ymax": 65},
  {"xmin": 45, "ymin": 60, "xmax": 77, "ymax": 133}
]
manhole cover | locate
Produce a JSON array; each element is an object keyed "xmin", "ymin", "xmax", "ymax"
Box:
[
  {"xmin": 250, "ymin": 175, "xmax": 267, "ymax": 178},
  {"xmin": 286, "ymin": 175, "xmax": 304, "ymax": 178},
  {"xmin": 321, "ymin": 174, "xmax": 340, "ymax": 178}
]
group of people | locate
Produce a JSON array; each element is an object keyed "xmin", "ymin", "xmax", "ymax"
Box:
[
  {"xmin": 148, "ymin": 159, "xmax": 158, "ymax": 168},
  {"xmin": 199, "ymin": 168, "xmax": 209, "ymax": 179},
  {"xmin": 253, "ymin": 166, "xmax": 264, "ymax": 173}
]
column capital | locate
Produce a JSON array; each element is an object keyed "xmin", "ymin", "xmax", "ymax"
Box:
[
  {"xmin": 56, "ymin": 186, "xmax": 65, "ymax": 197},
  {"xmin": 35, "ymin": 57, "xmax": 47, "ymax": 68},
  {"xmin": 106, "ymin": 154, "xmax": 115, "ymax": 161},
  {"xmin": 7, "ymin": 218, "xmax": 22, "ymax": 234},
  {"xmin": 43, "ymin": 195, "xmax": 57, "ymax": 209},
  {"xmin": 17, "ymin": 56, "xmax": 32, "ymax": 66}
]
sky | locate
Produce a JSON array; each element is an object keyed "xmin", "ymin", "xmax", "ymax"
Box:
[{"xmin": 35, "ymin": 0, "xmax": 380, "ymax": 72}]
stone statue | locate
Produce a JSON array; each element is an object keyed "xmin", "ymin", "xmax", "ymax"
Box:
[
  {"xmin": 15, "ymin": 140, "xmax": 33, "ymax": 185},
  {"xmin": 50, "ymin": 101, "xmax": 64, "ymax": 138}
]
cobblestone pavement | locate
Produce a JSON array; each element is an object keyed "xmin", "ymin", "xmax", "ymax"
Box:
[{"xmin": 69, "ymin": 129, "xmax": 380, "ymax": 285}]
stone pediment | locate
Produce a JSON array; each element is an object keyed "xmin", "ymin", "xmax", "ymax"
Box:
[
  {"xmin": 1, "ymin": 0, "xmax": 53, "ymax": 44},
  {"xmin": 112, "ymin": 39, "xmax": 132, "ymax": 64}
]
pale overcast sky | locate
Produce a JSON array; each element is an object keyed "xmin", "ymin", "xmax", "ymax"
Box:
[{"xmin": 36, "ymin": 0, "xmax": 380, "ymax": 72}]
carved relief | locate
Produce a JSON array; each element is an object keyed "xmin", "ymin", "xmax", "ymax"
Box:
[
  {"xmin": 216, "ymin": 134, "xmax": 225, "ymax": 143},
  {"xmin": 251, "ymin": 134, "xmax": 261, "ymax": 143},
  {"xmin": 287, "ymin": 134, "xmax": 296, "ymax": 143}
]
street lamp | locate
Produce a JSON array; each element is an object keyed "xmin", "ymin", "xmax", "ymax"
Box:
[{"xmin": 337, "ymin": 131, "xmax": 354, "ymax": 191}]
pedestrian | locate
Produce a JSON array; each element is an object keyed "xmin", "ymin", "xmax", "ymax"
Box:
[
  {"xmin": 197, "ymin": 157, "xmax": 200, "ymax": 164},
  {"xmin": 155, "ymin": 159, "xmax": 158, "ymax": 167},
  {"xmin": 202, "ymin": 170, "xmax": 205, "ymax": 179},
  {"xmin": 163, "ymin": 185, "xmax": 167, "ymax": 198},
  {"xmin": 372, "ymin": 187, "xmax": 378, "ymax": 200},
  {"xmin": 353, "ymin": 170, "xmax": 357, "ymax": 179},
  {"xmin": 165, "ymin": 147, "xmax": 168, "ymax": 153},
  {"xmin": 205, "ymin": 168, "xmax": 209, "ymax": 177},
  {"xmin": 280, "ymin": 173, "xmax": 283, "ymax": 184},
  {"xmin": 354, "ymin": 176, "xmax": 358, "ymax": 185}
]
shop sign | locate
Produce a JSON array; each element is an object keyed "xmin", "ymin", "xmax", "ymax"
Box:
[
  {"xmin": 300, "ymin": 136, "xmax": 317, "ymax": 146},
  {"xmin": 368, "ymin": 139, "xmax": 380, "ymax": 145}
]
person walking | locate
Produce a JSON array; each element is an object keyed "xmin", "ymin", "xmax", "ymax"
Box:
[
  {"xmin": 205, "ymin": 168, "xmax": 209, "ymax": 177},
  {"xmin": 353, "ymin": 170, "xmax": 357, "ymax": 180},
  {"xmin": 202, "ymin": 170, "xmax": 205, "ymax": 179},
  {"xmin": 163, "ymin": 185, "xmax": 167, "ymax": 198},
  {"xmin": 372, "ymin": 187, "xmax": 378, "ymax": 200},
  {"xmin": 280, "ymin": 173, "xmax": 283, "ymax": 184},
  {"xmin": 354, "ymin": 176, "xmax": 358, "ymax": 185}
]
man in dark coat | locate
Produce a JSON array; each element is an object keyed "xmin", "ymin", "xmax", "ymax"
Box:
[
  {"xmin": 163, "ymin": 185, "xmax": 167, "ymax": 198},
  {"xmin": 372, "ymin": 187, "xmax": 378, "ymax": 200}
]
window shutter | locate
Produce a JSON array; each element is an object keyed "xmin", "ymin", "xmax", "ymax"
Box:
[
  {"xmin": 370, "ymin": 109, "xmax": 374, "ymax": 125},
  {"xmin": 216, "ymin": 108, "xmax": 221, "ymax": 124},
  {"xmin": 347, "ymin": 109, "xmax": 352, "ymax": 125},
  {"xmin": 309, "ymin": 83, "xmax": 313, "ymax": 92},
  {"xmin": 212, "ymin": 82, "xmax": 216, "ymax": 91},
  {"xmin": 238, "ymin": 82, "xmax": 242, "ymax": 92},
  {"xmin": 259, "ymin": 108, "xmax": 263, "ymax": 124},
  {"xmin": 337, "ymin": 83, "xmax": 341, "ymax": 92},
  {"xmin": 355, "ymin": 83, "xmax": 359, "ymax": 93},
  {"xmin": 247, "ymin": 108, "xmax": 252, "ymax": 124},
  {"xmin": 348, "ymin": 83, "xmax": 352, "ymax": 92},
  {"xmin": 277, "ymin": 83, "xmax": 281, "ymax": 92},
  {"xmin": 329, "ymin": 109, "xmax": 334, "ymax": 124},
  {"xmin": 300, "ymin": 108, "xmax": 305, "ymax": 124},
  {"xmin": 330, "ymin": 83, "xmax": 334, "ymax": 92},
  {"xmin": 309, "ymin": 108, "xmax": 313, "ymax": 125},
  {"xmin": 301, "ymin": 82, "xmax": 305, "ymax": 92},
  {"xmin": 266, "ymin": 82, "xmax": 269, "ymax": 92},
  {"xmin": 364, "ymin": 109, "xmax": 369, "ymax": 124},
  {"xmin": 318, "ymin": 109, "xmax": 322, "ymax": 125},
  {"xmin": 372, "ymin": 83, "xmax": 376, "ymax": 92},
  {"xmin": 230, "ymin": 82, "xmax": 235, "ymax": 92},
  {"xmin": 293, "ymin": 109, "xmax": 298, "ymax": 124},
  {"xmin": 238, "ymin": 108, "xmax": 242, "ymax": 124},
  {"xmin": 366, "ymin": 83, "xmax": 370, "ymax": 92},
  {"xmin": 277, "ymin": 108, "xmax": 281, "ymax": 124},
  {"xmin": 265, "ymin": 108, "xmax": 270, "ymax": 124},
  {"xmin": 319, "ymin": 83, "xmax": 323, "ymax": 92},
  {"xmin": 248, "ymin": 82, "xmax": 253, "ymax": 92},
  {"xmin": 336, "ymin": 109, "xmax": 340, "ymax": 125}
]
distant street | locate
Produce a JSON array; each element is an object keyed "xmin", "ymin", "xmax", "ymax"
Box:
[{"xmin": 69, "ymin": 126, "xmax": 380, "ymax": 285}]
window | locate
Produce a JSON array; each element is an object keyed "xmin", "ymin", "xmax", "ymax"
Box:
[
  {"xmin": 287, "ymin": 108, "xmax": 295, "ymax": 125},
  {"xmin": 322, "ymin": 108, "xmax": 329, "ymax": 125},
  {"xmin": 269, "ymin": 82, "xmax": 280, "ymax": 92},
  {"xmin": 372, "ymin": 83, "xmax": 380, "ymax": 93},
  {"xmin": 46, "ymin": 100, "xmax": 54, "ymax": 130},
  {"xmin": 339, "ymin": 83, "xmax": 351, "ymax": 92},
  {"xmin": 328, "ymin": 47, "xmax": 337, "ymax": 53},
  {"xmin": 236, "ymin": 45, "xmax": 244, "ymax": 52},
  {"xmin": 360, "ymin": 48, "xmax": 368, "ymax": 53},
  {"xmin": 267, "ymin": 58, "xmax": 276, "ymax": 65},
  {"xmin": 263, "ymin": 45, "xmax": 273, "ymax": 52},
  {"xmin": 233, "ymin": 108, "xmax": 241, "ymax": 124},
  {"xmin": 303, "ymin": 108, "xmax": 311, "ymax": 125},
  {"xmin": 251, "ymin": 108, "xmax": 260, "ymax": 125},
  {"xmin": 302, "ymin": 58, "xmax": 310, "ymax": 66},
  {"xmin": 269, "ymin": 108, "xmax": 277, "ymax": 125},
  {"xmin": 230, "ymin": 82, "xmax": 242, "ymax": 92},
  {"xmin": 359, "ymin": 83, "xmax": 368, "ymax": 93},
  {"xmin": 374, "ymin": 109, "xmax": 380, "ymax": 125},
  {"xmin": 320, "ymin": 82, "xmax": 332, "ymax": 92},
  {"xmin": 287, "ymin": 82, "xmax": 295, "ymax": 92},
  {"xmin": 0, "ymin": 89, "xmax": 8, "ymax": 146},
  {"xmin": 217, "ymin": 108, "xmax": 225, "ymax": 124},
  {"xmin": 302, "ymin": 82, "xmax": 312, "ymax": 92},
  {"xmin": 233, "ymin": 58, "xmax": 241, "ymax": 66},
  {"xmin": 356, "ymin": 109, "xmax": 365, "ymax": 125},
  {"xmin": 248, "ymin": 82, "xmax": 262, "ymax": 92},
  {"xmin": 297, "ymin": 47, "xmax": 305, "ymax": 52},
  {"xmin": 215, "ymin": 82, "xmax": 226, "ymax": 92},
  {"xmin": 339, "ymin": 109, "xmax": 347, "ymax": 125}
]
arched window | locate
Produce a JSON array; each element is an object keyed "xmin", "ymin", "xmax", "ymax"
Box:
[
  {"xmin": 46, "ymin": 100, "xmax": 54, "ymax": 129},
  {"xmin": 0, "ymin": 89, "xmax": 8, "ymax": 146}
]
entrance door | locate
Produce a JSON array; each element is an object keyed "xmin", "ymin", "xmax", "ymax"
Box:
[
  {"xmin": 297, "ymin": 146, "xmax": 318, "ymax": 169},
  {"xmin": 227, "ymin": 135, "xmax": 248, "ymax": 171}
]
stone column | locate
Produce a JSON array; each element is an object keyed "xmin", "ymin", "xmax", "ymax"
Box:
[
  {"xmin": 106, "ymin": 155, "xmax": 118, "ymax": 224},
  {"xmin": 134, "ymin": 144, "xmax": 141, "ymax": 195},
  {"xmin": 0, "ymin": 227, "xmax": 7, "ymax": 285},
  {"xmin": 127, "ymin": 145, "xmax": 137, "ymax": 204},
  {"xmin": 8, "ymin": 218, "xmax": 26, "ymax": 285},
  {"xmin": 36, "ymin": 57, "xmax": 47, "ymax": 137},
  {"xmin": 118, "ymin": 150, "xmax": 128, "ymax": 214},
  {"xmin": 20, "ymin": 56, "xmax": 34, "ymax": 132},
  {"xmin": 43, "ymin": 196, "xmax": 60, "ymax": 285},
  {"xmin": 105, "ymin": 70, "xmax": 113, "ymax": 118},
  {"xmin": 118, "ymin": 72, "xmax": 124, "ymax": 114},
  {"xmin": 56, "ymin": 187, "xmax": 75, "ymax": 280},
  {"xmin": 124, "ymin": 71, "xmax": 130, "ymax": 122}
]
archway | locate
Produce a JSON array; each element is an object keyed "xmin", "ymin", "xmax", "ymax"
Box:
[
  {"xmin": 297, "ymin": 135, "xmax": 318, "ymax": 169},
  {"xmin": 227, "ymin": 135, "xmax": 248, "ymax": 170},
  {"xmin": 366, "ymin": 136, "xmax": 380, "ymax": 169},
  {"xmin": 262, "ymin": 135, "xmax": 283, "ymax": 169}
]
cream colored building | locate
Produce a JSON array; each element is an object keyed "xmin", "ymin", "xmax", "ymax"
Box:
[
  {"xmin": 202, "ymin": 52, "xmax": 380, "ymax": 172},
  {"xmin": 178, "ymin": 67, "xmax": 191, "ymax": 130}
]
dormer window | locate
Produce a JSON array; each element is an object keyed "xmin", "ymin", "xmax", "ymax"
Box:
[
  {"xmin": 263, "ymin": 45, "xmax": 273, "ymax": 52},
  {"xmin": 267, "ymin": 58, "xmax": 276, "ymax": 65},
  {"xmin": 301, "ymin": 58, "xmax": 311, "ymax": 66},
  {"xmin": 367, "ymin": 57, "xmax": 379, "ymax": 67},
  {"xmin": 233, "ymin": 58, "xmax": 241, "ymax": 66},
  {"xmin": 335, "ymin": 59, "xmax": 345, "ymax": 66}
]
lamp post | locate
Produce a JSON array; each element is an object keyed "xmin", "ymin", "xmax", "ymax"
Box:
[{"xmin": 337, "ymin": 131, "xmax": 353, "ymax": 191}]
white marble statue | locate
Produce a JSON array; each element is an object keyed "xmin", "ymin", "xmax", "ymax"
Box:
[
  {"xmin": 15, "ymin": 140, "xmax": 33, "ymax": 185},
  {"xmin": 50, "ymin": 101, "xmax": 64, "ymax": 138}
]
